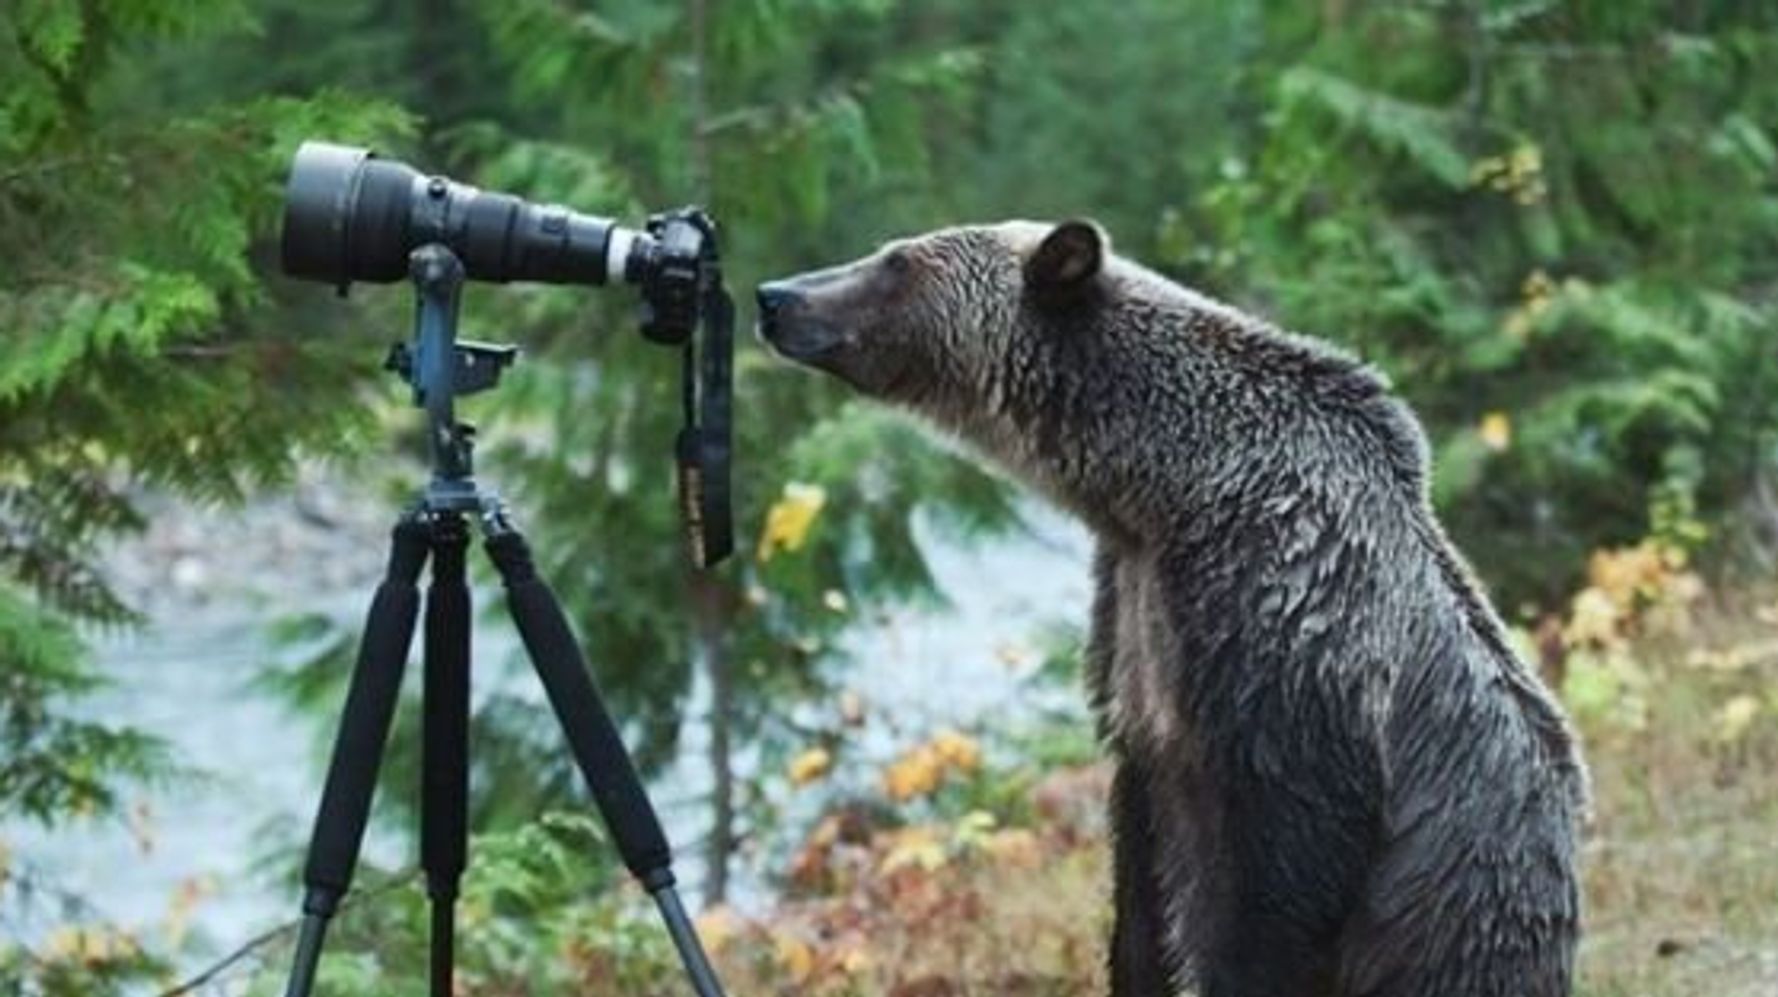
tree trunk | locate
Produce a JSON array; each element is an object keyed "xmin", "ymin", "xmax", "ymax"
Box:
[
  {"xmin": 696, "ymin": 573, "xmax": 736, "ymax": 904},
  {"xmin": 689, "ymin": 0, "xmax": 715, "ymax": 202},
  {"xmin": 686, "ymin": 0, "xmax": 734, "ymax": 906}
]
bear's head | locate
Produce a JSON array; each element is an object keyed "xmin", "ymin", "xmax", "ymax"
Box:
[
  {"xmin": 756, "ymin": 220, "xmax": 1109, "ymax": 425},
  {"xmin": 758, "ymin": 219, "xmax": 1430, "ymax": 536}
]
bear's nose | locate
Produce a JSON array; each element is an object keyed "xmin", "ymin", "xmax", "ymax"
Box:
[{"xmin": 756, "ymin": 282, "xmax": 803, "ymax": 320}]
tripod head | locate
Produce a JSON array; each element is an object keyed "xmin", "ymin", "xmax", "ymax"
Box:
[{"xmin": 281, "ymin": 142, "xmax": 734, "ymax": 568}]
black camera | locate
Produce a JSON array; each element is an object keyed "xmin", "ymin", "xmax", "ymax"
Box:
[{"xmin": 280, "ymin": 141, "xmax": 732, "ymax": 566}]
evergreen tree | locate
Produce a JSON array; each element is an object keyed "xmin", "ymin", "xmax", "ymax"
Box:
[
  {"xmin": 0, "ymin": 1, "xmax": 403, "ymax": 988},
  {"xmin": 1179, "ymin": 0, "xmax": 1778, "ymax": 605}
]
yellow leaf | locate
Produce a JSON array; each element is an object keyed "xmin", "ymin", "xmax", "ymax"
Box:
[
  {"xmin": 788, "ymin": 747, "xmax": 834, "ymax": 787},
  {"xmin": 1716, "ymin": 694, "xmax": 1762, "ymax": 743},
  {"xmin": 952, "ymin": 809, "xmax": 998, "ymax": 848},
  {"xmin": 930, "ymin": 730, "xmax": 983, "ymax": 774},
  {"xmin": 1588, "ymin": 541, "xmax": 1670, "ymax": 607},
  {"xmin": 773, "ymin": 932, "xmax": 817, "ymax": 982},
  {"xmin": 982, "ymin": 828, "xmax": 1043, "ymax": 867},
  {"xmin": 1685, "ymin": 648, "xmax": 1750, "ymax": 672},
  {"xmin": 43, "ymin": 927, "xmax": 80, "ymax": 961},
  {"xmin": 836, "ymin": 944, "xmax": 874, "ymax": 974},
  {"xmin": 1564, "ymin": 587, "xmax": 1623, "ymax": 649},
  {"xmin": 756, "ymin": 482, "xmax": 827, "ymax": 563},
  {"xmin": 1478, "ymin": 412, "xmax": 1512, "ymax": 452},
  {"xmin": 880, "ymin": 826, "xmax": 948, "ymax": 873},
  {"xmin": 807, "ymin": 814, "xmax": 843, "ymax": 847},
  {"xmin": 882, "ymin": 746, "xmax": 944, "ymax": 802},
  {"xmin": 695, "ymin": 905, "xmax": 744, "ymax": 954},
  {"xmin": 1520, "ymin": 268, "xmax": 1554, "ymax": 304},
  {"xmin": 1509, "ymin": 143, "xmax": 1543, "ymax": 180},
  {"xmin": 43, "ymin": 926, "xmax": 140, "ymax": 966}
]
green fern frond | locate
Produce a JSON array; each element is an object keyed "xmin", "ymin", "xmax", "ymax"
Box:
[{"xmin": 1278, "ymin": 67, "xmax": 1471, "ymax": 188}]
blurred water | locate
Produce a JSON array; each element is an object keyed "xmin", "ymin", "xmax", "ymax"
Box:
[{"xmin": 0, "ymin": 489, "xmax": 1091, "ymax": 983}]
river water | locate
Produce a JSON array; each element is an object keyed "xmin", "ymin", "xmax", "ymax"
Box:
[{"xmin": 1, "ymin": 470, "xmax": 1092, "ymax": 984}]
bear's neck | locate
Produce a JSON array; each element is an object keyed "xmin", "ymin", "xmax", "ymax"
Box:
[{"xmin": 969, "ymin": 289, "xmax": 1430, "ymax": 550}]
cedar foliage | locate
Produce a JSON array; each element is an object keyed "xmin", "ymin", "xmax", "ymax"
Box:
[
  {"xmin": 1179, "ymin": 1, "xmax": 1778, "ymax": 602},
  {"xmin": 1, "ymin": 1, "xmax": 402, "ymax": 989}
]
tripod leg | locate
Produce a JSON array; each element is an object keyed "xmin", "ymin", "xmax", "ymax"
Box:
[
  {"xmin": 422, "ymin": 512, "xmax": 471, "ymax": 997},
  {"xmin": 483, "ymin": 523, "xmax": 728, "ymax": 997},
  {"xmin": 285, "ymin": 517, "xmax": 428, "ymax": 997}
]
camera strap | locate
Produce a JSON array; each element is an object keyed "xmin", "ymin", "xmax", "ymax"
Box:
[{"xmin": 676, "ymin": 278, "xmax": 734, "ymax": 569}]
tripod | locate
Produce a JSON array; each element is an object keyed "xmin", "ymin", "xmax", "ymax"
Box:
[{"xmin": 282, "ymin": 244, "xmax": 727, "ymax": 997}]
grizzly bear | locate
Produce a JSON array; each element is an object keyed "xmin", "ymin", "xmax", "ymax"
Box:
[{"xmin": 756, "ymin": 220, "xmax": 1588, "ymax": 997}]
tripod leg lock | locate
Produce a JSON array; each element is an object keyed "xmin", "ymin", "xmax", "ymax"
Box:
[{"xmin": 301, "ymin": 886, "xmax": 342, "ymax": 919}]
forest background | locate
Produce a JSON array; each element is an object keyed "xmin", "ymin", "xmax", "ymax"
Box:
[{"xmin": 3, "ymin": 1, "xmax": 1776, "ymax": 994}]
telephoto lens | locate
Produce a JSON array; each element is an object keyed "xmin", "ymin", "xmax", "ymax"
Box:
[{"xmin": 280, "ymin": 141, "xmax": 646, "ymax": 292}]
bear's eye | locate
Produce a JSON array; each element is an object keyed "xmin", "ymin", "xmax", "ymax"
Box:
[{"xmin": 884, "ymin": 249, "xmax": 913, "ymax": 276}]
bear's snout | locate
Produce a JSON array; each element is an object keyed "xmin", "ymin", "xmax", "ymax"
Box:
[
  {"xmin": 756, "ymin": 278, "xmax": 844, "ymax": 362},
  {"xmin": 756, "ymin": 281, "xmax": 802, "ymax": 328}
]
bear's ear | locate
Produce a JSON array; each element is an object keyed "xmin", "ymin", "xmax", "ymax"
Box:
[{"xmin": 1026, "ymin": 219, "xmax": 1107, "ymax": 299}]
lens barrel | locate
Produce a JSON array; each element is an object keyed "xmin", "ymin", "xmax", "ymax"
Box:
[
  {"xmin": 280, "ymin": 141, "xmax": 630, "ymax": 290},
  {"xmin": 281, "ymin": 142, "xmax": 376, "ymax": 287}
]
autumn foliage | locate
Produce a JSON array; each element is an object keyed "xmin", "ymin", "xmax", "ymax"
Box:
[{"xmin": 700, "ymin": 760, "xmax": 1112, "ymax": 997}]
